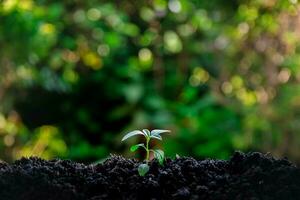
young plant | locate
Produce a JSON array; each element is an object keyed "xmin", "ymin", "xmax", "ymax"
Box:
[{"xmin": 121, "ymin": 129, "xmax": 170, "ymax": 176}]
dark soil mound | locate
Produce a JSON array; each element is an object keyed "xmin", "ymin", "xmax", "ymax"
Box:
[{"xmin": 0, "ymin": 152, "xmax": 299, "ymax": 200}]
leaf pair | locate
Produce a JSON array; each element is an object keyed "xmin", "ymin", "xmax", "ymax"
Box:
[
  {"xmin": 137, "ymin": 150, "xmax": 164, "ymax": 176},
  {"xmin": 121, "ymin": 129, "xmax": 170, "ymax": 141}
]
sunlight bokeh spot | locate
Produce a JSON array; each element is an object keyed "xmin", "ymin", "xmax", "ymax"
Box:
[
  {"xmin": 164, "ymin": 31, "xmax": 182, "ymax": 53},
  {"xmin": 87, "ymin": 8, "xmax": 101, "ymax": 21},
  {"xmin": 168, "ymin": 0, "xmax": 181, "ymax": 13}
]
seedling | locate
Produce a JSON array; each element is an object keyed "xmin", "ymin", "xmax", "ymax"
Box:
[{"xmin": 121, "ymin": 129, "xmax": 170, "ymax": 176}]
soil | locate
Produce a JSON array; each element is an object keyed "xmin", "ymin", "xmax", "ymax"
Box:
[{"xmin": 0, "ymin": 151, "xmax": 299, "ymax": 200}]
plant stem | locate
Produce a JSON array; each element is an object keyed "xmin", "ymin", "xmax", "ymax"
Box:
[{"xmin": 145, "ymin": 137, "xmax": 150, "ymax": 162}]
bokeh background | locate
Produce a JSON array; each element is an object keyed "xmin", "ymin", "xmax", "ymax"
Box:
[{"xmin": 1, "ymin": 0, "xmax": 300, "ymax": 164}]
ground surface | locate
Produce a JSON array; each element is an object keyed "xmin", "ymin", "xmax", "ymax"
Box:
[{"xmin": 0, "ymin": 152, "xmax": 299, "ymax": 200}]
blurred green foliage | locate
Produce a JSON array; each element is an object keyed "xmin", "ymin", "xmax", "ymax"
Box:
[{"xmin": 0, "ymin": 0, "xmax": 300, "ymax": 163}]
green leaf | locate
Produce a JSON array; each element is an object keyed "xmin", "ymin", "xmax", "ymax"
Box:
[
  {"xmin": 138, "ymin": 163, "xmax": 149, "ymax": 176},
  {"xmin": 151, "ymin": 129, "xmax": 170, "ymax": 136},
  {"xmin": 150, "ymin": 134, "xmax": 162, "ymax": 140},
  {"xmin": 153, "ymin": 149, "xmax": 165, "ymax": 165},
  {"xmin": 130, "ymin": 143, "xmax": 146, "ymax": 152},
  {"xmin": 121, "ymin": 130, "xmax": 145, "ymax": 141},
  {"xmin": 142, "ymin": 129, "xmax": 151, "ymax": 137}
]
